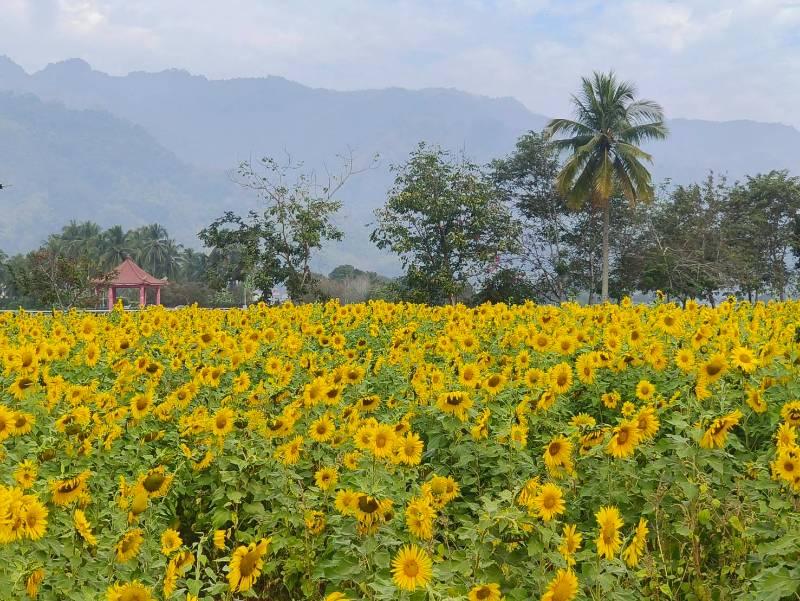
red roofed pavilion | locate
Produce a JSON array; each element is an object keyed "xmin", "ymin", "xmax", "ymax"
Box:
[{"xmin": 96, "ymin": 257, "xmax": 168, "ymax": 308}]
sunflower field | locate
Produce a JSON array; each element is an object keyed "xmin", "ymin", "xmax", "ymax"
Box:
[{"xmin": 1, "ymin": 298, "xmax": 799, "ymax": 601}]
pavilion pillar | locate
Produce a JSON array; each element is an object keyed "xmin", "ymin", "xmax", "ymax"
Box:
[
  {"xmin": 155, "ymin": 286, "xmax": 161, "ymax": 305},
  {"xmin": 107, "ymin": 287, "xmax": 115, "ymax": 310},
  {"xmin": 139, "ymin": 286, "xmax": 146, "ymax": 307}
]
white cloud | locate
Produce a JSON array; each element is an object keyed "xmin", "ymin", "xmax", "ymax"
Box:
[{"xmin": 0, "ymin": 0, "xmax": 797, "ymax": 127}]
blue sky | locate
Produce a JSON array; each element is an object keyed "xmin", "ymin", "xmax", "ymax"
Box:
[{"xmin": 2, "ymin": 0, "xmax": 800, "ymax": 127}]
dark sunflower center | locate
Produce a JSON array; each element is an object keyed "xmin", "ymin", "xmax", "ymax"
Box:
[{"xmin": 143, "ymin": 473, "xmax": 165, "ymax": 492}]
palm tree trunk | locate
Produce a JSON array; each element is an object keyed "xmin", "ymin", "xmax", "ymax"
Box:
[{"xmin": 601, "ymin": 201, "xmax": 610, "ymax": 302}]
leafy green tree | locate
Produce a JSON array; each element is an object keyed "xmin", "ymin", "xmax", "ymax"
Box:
[
  {"xmin": 202, "ymin": 153, "xmax": 368, "ymax": 301},
  {"xmin": 199, "ymin": 211, "xmax": 282, "ymax": 304},
  {"xmin": 546, "ymin": 71, "xmax": 668, "ymax": 302},
  {"xmin": 10, "ymin": 247, "xmax": 112, "ymax": 309},
  {"xmin": 625, "ymin": 176, "xmax": 730, "ymax": 303},
  {"xmin": 722, "ymin": 171, "xmax": 800, "ymax": 300},
  {"xmin": 492, "ymin": 131, "xmax": 595, "ymax": 302},
  {"xmin": 473, "ymin": 267, "xmax": 538, "ymax": 305},
  {"xmin": 371, "ymin": 143, "xmax": 519, "ymax": 305}
]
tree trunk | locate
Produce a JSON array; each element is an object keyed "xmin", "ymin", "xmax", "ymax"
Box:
[{"xmin": 601, "ymin": 201, "xmax": 610, "ymax": 303}]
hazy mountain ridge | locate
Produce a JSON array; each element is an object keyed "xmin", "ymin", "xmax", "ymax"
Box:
[
  {"xmin": 1, "ymin": 56, "xmax": 799, "ymax": 271},
  {"xmin": 0, "ymin": 90, "xmax": 240, "ymax": 253}
]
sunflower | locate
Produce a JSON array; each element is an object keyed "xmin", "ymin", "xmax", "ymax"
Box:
[
  {"xmin": 211, "ymin": 408, "xmax": 235, "ymax": 437},
  {"xmin": 305, "ymin": 510, "xmax": 326, "ymax": 535},
  {"xmin": 635, "ymin": 379, "xmax": 655, "ymax": 401},
  {"xmin": 601, "ymin": 391, "xmax": 620, "ymax": 409},
  {"xmin": 161, "ymin": 528, "xmax": 183, "ymax": 555},
  {"xmin": 0, "ymin": 406, "xmax": 16, "ymax": 440},
  {"xmin": 482, "ymin": 373, "xmax": 506, "ymax": 396},
  {"xmin": 607, "ymin": 421, "xmax": 639, "ymax": 458},
  {"xmin": 137, "ymin": 466, "xmax": 173, "ymax": 498},
  {"xmin": 558, "ymin": 523, "xmax": 582, "ymax": 566},
  {"xmin": 521, "ymin": 369, "xmax": 546, "ymax": 390},
  {"xmin": 106, "ymin": 581, "xmax": 153, "ymax": 601},
  {"xmin": 780, "ymin": 401, "xmax": 800, "ymax": 428},
  {"xmin": 555, "ymin": 335, "xmax": 576, "ymax": 356},
  {"xmin": 74, "ymin": 509, "xmax": 97, "ymax": 546},
  {"xmin": 391, "ymin": 544, "xmax": 433, "ymax": 591},
  {"xmin": 21, "ymin": 495, "xmax": 48, "ymax": 540},
  {"xmin": 569, "ymin": 413, "xmax": 596, "ymax": 429},
  {"xmin": 394, "ymin": 432, "xmax": 424, "ymax": 465},
  {"xmin": 541, "ymin": 568, "xmax": 578, "ymax": 601},
  {"xmin": 369, "ymin": 423, "xmax": 397, "ymax": 458},
  {"xmin": 9, "ymin": 375, "xmax": 37, "ymax": 400},
  {"xmin": 405, "ymin": 497, "xmax": 435, "ymax": 540},
  {"xmin": 354, "ymin": 494, "xmax": 393, "ymax": 529},
  {"xmin": 342, "ymin": 451, "xmax": 362, "ymax": 470},
  {"xmin": 468, "ymin": 583, "xmax": 502, "ymax": 601},
  {"xmin": 309, "ymin": 414, "xmax": 335, "ymax": 442},
  {"xmin": 14, "ymin": 460, "xmax": 38, "ymax": 489},
  {"xmin": 549, "ymin": 363, "xmax": 573, "ymax": 395},
  {"xmin": 775, "ymin": 423, "xmax": 797, "ymax": 449},
  {"xmin": 533, "ymin": 483, "xmax": 566, "ymax": 522},
  {"xmin": 227, "ymin": 538, "xmax": 271, "ymax": 592},
  {"xmin": 335, "ymin": 489, "xmax": 358, "ymax": 516},
  {"xmin": 357, "ymin": 395, "xmax": 381, "ymax": 412},
  {"xmin": 422, "ymin": 475, "xmax": 459, "ymax": 507},
  {"xmin": 745, "ymin": 386, "xmax": 767, "ymax": 414},
  {"xmin": 623, "ymin": 517, "xmax": 649, "ymax": 567},
  {"xmin": 772, "ymin": 448, "xmax": 800, "ymax": 488},
  {"xmin": 699, "ymin": 354, "xmax": 727, "ymax": 384},
  {"xmin": 50, "ymin": 471, "xmax": 90, "ymax": 506},
  {"xmin": 171, "ymin": 550, "xmax": 195, "ymax": 574},
  {"xmin": 314, "ymin": 467, "xmax": 339, "ymax": 491},
  {"xmin": 354, "ymin": 424, "xmax": 375, "ymax": 450},
  {"xmin": 276, "ymin": 436, "xmax": 304, "ymax": 465},
  {"xmin": 436, "ymin": 391, "xmax": 473, "ymax": 422},
  {"xmin": 214, "ymin": 529, "xmax": 227, "ymax": 550},
  {"xmin": 26, "ymin": 568, "xmax": 45, "ymax": 599},
  {"xmin": 459, "ymin": 363, "xmax": 481, "ymax": 388},
  {"xmin": 634, "ymin": 406, "xmax": 660, "ymax": 440},
  {"xmin": 115, "ymin": 529, "xmax": 144, "ymax": 562},
  {"xmin": 543, "ymin": 436, "xmax": 573, "ymax": 473},
  {"xmin": 595, "ymin": 506, "xmax": 623, "ymax": 559},
  {"xmin": 232, "ymin": 372, "xmax": 251, "ymax": 393},
  {"xmin": 674, "ymin": 348, "xmax": 695, "ymax": 371},
  {"xmin": 163, "ymin": 562, "xmax": 178, "ymax": 597},
  {"xmin": 130, "ymin": 391, "xmax": 153, "ymax": 420},
  {"xmin": 699, "ymin": 410, "xmax": 743, "ymax": 449},
  {"xmin": 471, "ymin": 409, "xmax": 491, "ymax": 440},
  {"xmin": 731, "ymin": 346, "xmax": 757, "ymax": 373}
]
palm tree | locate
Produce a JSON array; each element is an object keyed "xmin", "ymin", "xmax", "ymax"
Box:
[
  {"xmin": 99, "ymin": 225, "xmax": 131, "ymax": 270},
  {"xmin": 49, "ymin": 221, "xmax": 103, "ymax": 261},
  {"xmin": 129, "ymin": 224, "xmax": 177, "ymax": 277},
  {"xmin": 545, "ymin": 71, "xmax": 668, "ymax": 302}
]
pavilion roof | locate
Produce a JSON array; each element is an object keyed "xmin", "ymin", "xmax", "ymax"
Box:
[{"xmin": 100, "ymin": 257, "xmax": 168, "ymax": 286}]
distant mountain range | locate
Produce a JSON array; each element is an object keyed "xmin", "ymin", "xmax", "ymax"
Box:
[{"xmin": 1, "ymin": 56, "xmax": 799, "ymax": 272}]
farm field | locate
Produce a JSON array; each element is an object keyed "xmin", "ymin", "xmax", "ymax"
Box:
[{"xmin": 1, "ymin": 300, "xmax": 799, "ymax": 601}]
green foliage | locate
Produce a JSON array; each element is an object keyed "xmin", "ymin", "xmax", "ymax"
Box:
[
  {"xmin": 9, "ymin": 247, "xmax": 112, "ymax": 309},
  {"xmin": 473, "ymin": 268, "xmax": 538, "ymax": 305},
  {"xmin": 371, "ymin": 143, "xmax": 519, "ymax": 305},
  {"xmin": 201, "ymin": 154, "xmax": 368, "ymax": 302}
]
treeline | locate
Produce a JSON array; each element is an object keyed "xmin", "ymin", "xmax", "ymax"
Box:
[
  {"xmin": 488, "ymin": 134, "xmax": 800, "ymax": 305},
  {"xmin": 0, "ymin": 221, "xmax": 394, "ymax": 309},
  {"xmin": 5, "ymin": 131, "xmax": 798, "ymax": 309},
  {"xmin": 197, "ymin": 133, "xmax": 800, "ymax": 307}
]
